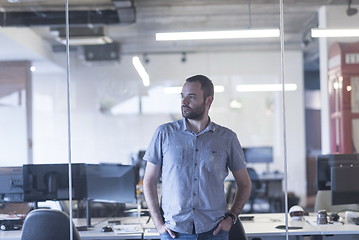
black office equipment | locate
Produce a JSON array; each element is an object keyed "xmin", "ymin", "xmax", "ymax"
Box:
[
  {"xmin": 101, "ymin": 226, "xmax": 113, "ymax": 232},
  {"xmin": 243, "ymin": 147, "xmax": 273, "ymax": 164},
  {"xmin": 22, "ymin": 164, "xmax": 87, "ymax": 202},
  {"xmin": 316, "ymin": 154, "xmax": 359, "ymax": 191},
  {"xmin": 84, "ymin": 164, "xmax": 137, "ymax": 227},
  {"xmin": 243, "ymin": 146, "xmax": 274, "ymax": 174},
  {"xmin": 0, "ymin": 167, "xmax": 23, "ymax": 202},
  {"xmin": 85, "ymin": 164, "xmax": 136, "ymax": 204},
  {"xmin": 239, "ymin": 216, "xmax": 254, "ymax": 221},
  {"xmin": 331, "ymin": 165, "xmax": 359, "ymax": 205},
  {"xmin": 21, "ymin": 163, "xmax": 137, "ymax": 228},
  {"xmin": 316, "ymin": 153, "xmax": 359, "ymax": 206},
  {"xmin": 352, "ymin": 217, "xmax": 359, "ymax": 225},
  {"xmin": 275, "ymin": 225, "xmax": 303, "ymax": 230}
]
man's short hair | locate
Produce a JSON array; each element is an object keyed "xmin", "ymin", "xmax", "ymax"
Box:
[{"xmin": 186, "ymin": 75, "xmax": 214, "ymax": 98}]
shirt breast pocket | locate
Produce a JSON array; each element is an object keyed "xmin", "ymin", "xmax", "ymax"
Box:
[
  {"xmin": 206, "ymin": 149, "xmax": 227, "ymax": 171},
  {"xmin": 164, "ymin": 144, "xmax": 190, "ymax": 166}
]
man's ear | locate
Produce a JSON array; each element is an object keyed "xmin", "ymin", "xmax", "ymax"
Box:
[{"xmin": 206, "ymin": 95, "xmax": 214, "ymax": 108}]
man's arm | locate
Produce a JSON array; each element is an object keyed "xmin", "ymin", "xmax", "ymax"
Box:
[
  {"xmin": 213, "ymin": 168, "xmax": 252, "ymax": 234},
  {"xmin": 143, "ymin": 162, "xmax": 175, "ymax": 237},
  {"xmin": 229, "ymin": 168, "xmax": 252, "ymax": 216}
]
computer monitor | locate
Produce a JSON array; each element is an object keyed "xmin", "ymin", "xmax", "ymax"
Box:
[
  {"xmin": 85, "ymin": 164, "xmax": 137, "ymax": 203},
  {"xmin": 316, "ymin": 154, "xmax": 359, "ymax": 191},
  {"xmin": 83, "ymin": 164, "xmax": 137, "ymax": 227},
  {"xmin": 331, "ymin": 165, "xmax": 359, "ymax": 205},
  {"xmin": 243, "ymin": 146, "xmax": 273, "ymax": 163},
  {"xmin": 22, "ymin": 163, "xmax": 87, "ymax": 202},
  {"xmin": 0, "ymin": 167, "xmax": 23, "ymax": 202}
]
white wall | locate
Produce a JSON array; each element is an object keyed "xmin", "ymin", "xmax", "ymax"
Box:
[{"xmin": 0, "ymin": 93, "xmax": 27, "ymax": 166}]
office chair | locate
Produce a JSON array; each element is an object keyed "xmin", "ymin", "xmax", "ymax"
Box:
[
  {"xmin": 21, "ymin": 209, "xmax": 81, "ymax": 240},
  {"xmin": 229, "ymin": 219, "xmax": 247, "ymax": 240},
  {"xmin": 247, "ymin": 167, "xmax": 262, "ymax": 213}
]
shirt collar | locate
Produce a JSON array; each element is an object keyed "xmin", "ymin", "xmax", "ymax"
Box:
[{"xmin": 181, "ymin": 117, "xmax": 215, "ymax": 133}]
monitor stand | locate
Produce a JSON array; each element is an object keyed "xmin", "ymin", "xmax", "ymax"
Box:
[
  {"xmin": 85, "ymin": 199, "xmax": 93, "ymax": 228},
  {"xmin": 262, "ymin": 163, "xmax": 271, "ymax": 175},
  {"xmin": 266, "ymin": 162, "xmax": 270, "ymax": 174}
]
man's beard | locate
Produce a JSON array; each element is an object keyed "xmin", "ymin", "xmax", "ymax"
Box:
[{"xmin": 181, "ymin": 103, "xmax": 205, "ymax": 120}]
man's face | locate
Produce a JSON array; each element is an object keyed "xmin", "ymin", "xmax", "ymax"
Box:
[{"xmin": 181, "ymin": 81, "xmax": 207, "ymax": 120}]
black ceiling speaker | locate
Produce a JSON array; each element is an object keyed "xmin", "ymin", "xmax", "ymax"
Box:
[{"xmin": 84, "ymin": 42, "xmax": 120, "ymax": 62}]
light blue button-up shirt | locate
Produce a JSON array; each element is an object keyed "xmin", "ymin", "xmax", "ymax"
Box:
[{"xmin": 144, "ymin": 118, "xmax": 246, "ymax": 234}]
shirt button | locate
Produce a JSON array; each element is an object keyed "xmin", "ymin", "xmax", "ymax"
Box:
[
  {"xmin": 193, "ymin": 208, "xmax": 195, "ymax": 210},
  {"xmin": 195, "ymin": 149, "xmax": 198, "ymax": 151},
  {"xmin": 193, "ymin": 193, "xmax": 196, "ymax": 196},
  {"xmin": 194, "ymin": 178, "xmax": 198, "ymax": 181}
]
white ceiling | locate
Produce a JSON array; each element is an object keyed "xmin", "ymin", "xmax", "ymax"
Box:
[{"xmin": 0, "ymin": 0, "xmax": 358, "ymax": 70}]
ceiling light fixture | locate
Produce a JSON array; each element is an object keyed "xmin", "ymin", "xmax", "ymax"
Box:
[
  {"xmin": 132, "ymin": 56, "xmax": 150, "ymax": 87},
  {"xmin": 56, "ymin": 36, "xmax": 113, "ymax": 45},
  {"xmin": 230, "ymin": 100, "xmax": 243, "ymax": 109},
  {"xmin": 236, "ymin": 84, "xmax": 297, "ymax": 92},
  {"xmin": 156, "ymin": 29, "xmax": 280, "ymax": 41},
  {"xmin": 311, "ymin": 28, "xmax": 359, "ymax": 38}
]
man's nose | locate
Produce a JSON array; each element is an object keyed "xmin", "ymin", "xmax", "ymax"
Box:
[{"xmin": 182, "ymin": 96, "xmax": 189, "ymax": 105}]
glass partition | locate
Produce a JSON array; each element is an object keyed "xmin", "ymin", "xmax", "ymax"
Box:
[
  {"xmin": 0, "ymin": 0, "xmax": 69, "ymax": 230},
  {"xmin": 2, "ymin": 0, "xmax": 359, "ymax": 239},
  {"xmin": 66, "ymin": 1, "xmax": 284, "ymax": 216},
  {"xmin": 287, "ymin": 1, "xmax": 359, "ymax": 237}
]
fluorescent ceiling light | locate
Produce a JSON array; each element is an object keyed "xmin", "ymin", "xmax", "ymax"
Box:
[
  {"xmin": 132, "ymin": 56, "xmax": 150, "ymax": 87},
  {"xmin": 156, "ymin": 29, "xmax": 280, "ymax": 41},
  {"xmin": 236, "ymin": 84, "xmax": 297, "ymax": 92},
  {"xmin": 230, "ymin": 100, "xmax": 243, "ymax": 109},
  {"xmin": 56, "ymin": 36, "xmax": 113, "ymax": 45},
  {"xmin": 164, "ymin": 85, "xmax": 224, "ymax": 94},
  {"xmin": 214, "ymin": 85, "xmax": 225, "ymax": 93},
  {"xmin": 311, "ymin": 28, "xmax": 359, "ymax": 38}
]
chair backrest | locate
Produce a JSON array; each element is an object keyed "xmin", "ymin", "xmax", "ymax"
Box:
[
  {"xmin": 229, "ymin": 219, "xmax": 247, "ymax": 240},
  {"xmin": 247, "ymin": 168, "xmax": 261, "ymax": 187},
  {"xmin": 246, "ymin": 167, "xmax": 262, "ymax": 200},
  {"xmin": 21, "ymin": 209, "xmax": 81, "ymax": 240}
]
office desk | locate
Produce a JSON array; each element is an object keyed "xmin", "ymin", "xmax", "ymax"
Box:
[
  {"xmin": 144, "ymin": 213, "xmax": 359, "ymax": 240},
  {"xmin": 0, "ymin": 216, "xmax": 145, "ymax": 240},
  {"xmin": 242, "ymin": 213, "xmax": 359, "ymax": 240},
  {"xmin": 0, "ymin": 228, "xmax": 141, "ymax": 240},
  {"xmin": 2, "ymin": 213, "xmax": 359, "ymax": 240},
  {"xmin": 142, "ymin": 213, "xmax": 315, "ymax": 240}
]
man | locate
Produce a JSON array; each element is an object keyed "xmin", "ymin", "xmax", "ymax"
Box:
[{"xmin": 143, "ymin": 75, "xmax": 252, "ymax": 240}]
